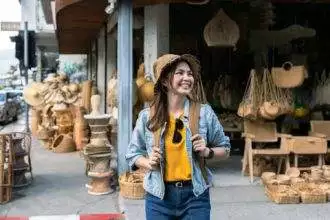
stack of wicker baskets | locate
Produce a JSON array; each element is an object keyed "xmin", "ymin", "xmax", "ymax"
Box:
[
  {"xmin": 119, "ymin": 170, "xmax": 145, "ymax": 199},
  {"xmin": 261, "ymin": 167, "xmax": 330, "ymax": 204},
  {"xmin": 0, "ymin": 134, "xmax": 13, "ymax": 204}
]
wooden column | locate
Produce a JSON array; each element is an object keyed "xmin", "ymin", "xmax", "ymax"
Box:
[
  {"xmin": 144, "ymin": 4, "xmax": 169, "ymax": 79},
  {"xmin": 117, "ymin": 0, "xmax": 133, "ymax": 175}
]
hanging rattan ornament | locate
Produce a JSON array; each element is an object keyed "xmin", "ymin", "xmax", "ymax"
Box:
[
  {"xmin": 237, "ymin": 69, "xmax": 260, "ymax": 119},
  {"xmin": 203, "ymin": 9, "xmax": 240, "ymax": 49}
]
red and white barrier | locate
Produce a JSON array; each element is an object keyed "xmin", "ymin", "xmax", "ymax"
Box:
[{"xmin": 0, "ymin": 214, "xmax": 124, "ymax": 220}]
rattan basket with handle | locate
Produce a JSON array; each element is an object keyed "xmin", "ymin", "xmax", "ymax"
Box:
[
  {"xmin": 52, "ymin": 134, "xmax": 76, "ymax": 153},
  {"xmin": 119, "ymin": 172, "xmax": 145, "ymax": 199},
  {"xmin": 271, "ymin": 62, "xmax": 306, "ymax": 88}
]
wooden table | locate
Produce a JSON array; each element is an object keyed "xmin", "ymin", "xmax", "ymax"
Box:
[{"xmin": 289, "ymin": 136, "xmax": 327, "ymax": 170}]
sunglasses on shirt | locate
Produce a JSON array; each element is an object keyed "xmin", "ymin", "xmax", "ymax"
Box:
[{"xmin": 173, "ymin": 118, "xmax": 184, "ymax": 144}]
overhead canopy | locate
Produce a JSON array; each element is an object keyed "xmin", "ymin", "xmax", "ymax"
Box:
[
  {"xmin": 55, "ymin": 0, "xmax": 222, "ymax": 54},
  {"xmin": 55, "ymin": 0, "xmax": 108, "ymax": 54}
]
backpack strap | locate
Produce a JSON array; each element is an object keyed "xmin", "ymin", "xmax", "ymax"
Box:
[{"xmin": 189, "ymin": 101, "xmax": 208, "ymax": 184}]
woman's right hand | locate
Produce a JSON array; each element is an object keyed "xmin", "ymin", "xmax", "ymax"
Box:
[{"xmin": 148, "ymin": 146, "xmax": 162, "ymax": 171}]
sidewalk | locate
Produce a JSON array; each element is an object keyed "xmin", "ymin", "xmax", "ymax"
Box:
[
  {"xmin": 121, "ymin": 157, "xmax": 330, "ymax": 220},
  {"xmin": 3, "ymin": 115, "xmax": 330, "ymax": 219},
  {"xmin": 0, "ymin": 115, "xmax": 121, "ymax": 217},
  {"xmin": 0, "ymin": 214, "xmax": 124, "ymax": 220}
]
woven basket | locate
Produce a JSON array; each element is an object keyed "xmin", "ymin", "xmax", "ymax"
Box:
[
  {"xmin": 300, "ymin": 191, "xmax": 327, "ymax": 204},
  {"xmin": 238, "ymin": 103, "xmax": 257, "ymax": 119},
  {"xmin": 52, "ymin": 134, "xmax": 76, "ymax": 153},
  {"xmin": 271, "ymin": 62, "xmax": 306, "ymax": 88},
  {"xmin": 324, "ymin": 168, "xmax": 330, "ymax": 178},
  {"xmin": 277, "ymin": 175, "xmax": 291, "ymax": 185},
  {"xmin": 286, "ymin": 167, "xmax": 300, "ymax": 178},
  {"xmin": 261, "ymin": 172, "xmax": 276, "ymax": 185},
  {"xmin": 290, "ymin": 177, "xmax": 306, "ymax": 188},
  {"xmin": 311, "ymin": 167, "xmax": 323, "ymax": 181},
  {"xmin": 0, "ymin": 134, "xmax": 13, "ymax": 204},
  {"xmin": 325, "ymin": 189, "xmax": 330, "ymax": 201},
  {"xmin": 119, "ymin": 172, "xmax": 145, "ymax": 199},
  {"xmin": 265, "ymin": 185, "xmax": 300, "ymax": 204}
]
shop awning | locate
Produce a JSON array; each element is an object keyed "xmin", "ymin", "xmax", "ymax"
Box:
[
  {"xmin": 55, "ymin": 0, "xmax": 108, "ymax": 54},
  {"xmin": 55, "ymin": 0, "xmax": 211, "ymax": 54}
]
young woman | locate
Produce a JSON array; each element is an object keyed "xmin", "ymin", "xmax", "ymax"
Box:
[{"xmin": 126, "ymin": 54, "xmax": 231, "ymax": 220}]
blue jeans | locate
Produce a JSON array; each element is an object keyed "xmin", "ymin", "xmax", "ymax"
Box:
[{"xmin": 145, "ymin": 183, "xmax": 211, "ymax": 220}]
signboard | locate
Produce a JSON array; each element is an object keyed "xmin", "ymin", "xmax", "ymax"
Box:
[{"xmin": 0, "ymin": 21, "xmax": 20, "ymax": 32}]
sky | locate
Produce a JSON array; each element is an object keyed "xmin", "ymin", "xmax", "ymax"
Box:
[
  {"xmin": 0, "ymin": 0, "xmax": 21, "ymax": 50},
  {"xmin": 0, "ymin": 0, "xmax": 21, "ymax": 73}
]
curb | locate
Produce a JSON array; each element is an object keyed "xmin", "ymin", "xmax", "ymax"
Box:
[{"xmin": 0, "ymin": 214, "xmax": 124, "ymax": 220}]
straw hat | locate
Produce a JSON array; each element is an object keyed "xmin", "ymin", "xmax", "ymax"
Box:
[
  {"xmin": 30, "ymin": 82, "xmax": 46, "ymax": 91},
  {"xmin": 153, "ymin": 54, "xmax": 201, "ymax": 83},
  {"xmin": 152, "ymin": 54, "xmax": 206, "ymax": 102},
  {"xmin": 23, "ymin": 86, "xmax": 43, "ymax": 107}
]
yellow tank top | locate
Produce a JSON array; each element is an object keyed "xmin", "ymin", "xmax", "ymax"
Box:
[{"xmin": 164, "ymin": 114, "xmax": 192, "ymax": 181}]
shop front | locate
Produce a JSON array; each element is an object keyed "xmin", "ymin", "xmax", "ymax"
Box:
[{"xmin": 53, "ymin": 0, "xmax": 330, "ymax": 202}]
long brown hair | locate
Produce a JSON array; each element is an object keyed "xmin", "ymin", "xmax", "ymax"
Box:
[{"xmin": 147, "ymin": 60, "xmax": 206, "ymax": 132}]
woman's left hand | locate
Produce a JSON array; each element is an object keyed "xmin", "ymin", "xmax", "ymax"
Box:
[{"xmin": 191, "ymin": 134, "xmax": 210, "ymax": 157}]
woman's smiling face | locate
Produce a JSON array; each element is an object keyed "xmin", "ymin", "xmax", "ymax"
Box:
[{"xmin": 168, "ymin": 61, "xmax": 194, "ymax": 96}]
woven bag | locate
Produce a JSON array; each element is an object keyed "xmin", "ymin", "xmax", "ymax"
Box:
[{"xmin": 271, "ymin": 62, "xmax": 306, "ymax": 88}]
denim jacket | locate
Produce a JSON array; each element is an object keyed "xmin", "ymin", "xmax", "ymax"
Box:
[{"xmin": 125, "ymin": 99, "xmax": 231, "ymax": 199}]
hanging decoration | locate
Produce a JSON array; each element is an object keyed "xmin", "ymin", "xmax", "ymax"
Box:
[
  {"xmin": 203, "ymin": 9, "xmax": 240, "ymax": 48},
  {"xmin": 237, "ymin": 69, "xmax": 260, "ymax": 119},
  {"xmin": 258, "ymin": 69, "xmax": 293, "ymax": 120},
  {"xmin": 238, "ymin": 69, "xmax": 294, "ymax": 120},
  {"xmin": 271, "ymin": 62, "xmax": 307, "ymax": 88},
  {"xmin": 135, "ymin": 63, "xmax": 155, "ymax": 103}
]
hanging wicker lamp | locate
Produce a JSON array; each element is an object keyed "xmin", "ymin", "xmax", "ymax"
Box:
[{"xmin": 203, "ymin": 9, "xmax": 240, "ymax": 48}]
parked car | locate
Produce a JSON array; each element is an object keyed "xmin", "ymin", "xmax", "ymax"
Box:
[
  {"xmin": 0, "ymin": 90, "xmax": 22, "ymax": 123},
  {"xmin": 11, "ymin": 90, "xmax": 25, "ymax": 113}
]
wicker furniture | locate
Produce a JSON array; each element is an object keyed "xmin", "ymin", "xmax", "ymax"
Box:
[
  {"xmin": 289, "ymin": 136, "xmax": 327, "ymax": 170},
  {"xmin": 10, "ymin": 132, "xmax": 32, "ymax": 188},
  {"xmin": 310, "ymin": 120, "xmax": 330, "ymax": 154},
  {"xmin": 0, "ymin": 134, "xmax": 13, "ymax": 204},
  {"xmin": 242, "ymin": 120, "xmax": 292, "ymax": 183}
]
